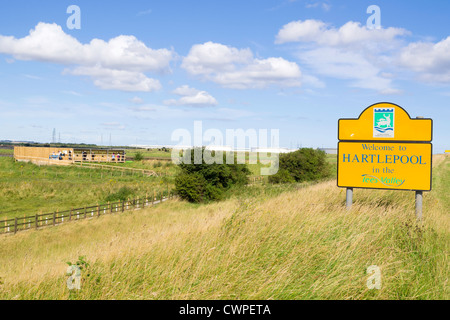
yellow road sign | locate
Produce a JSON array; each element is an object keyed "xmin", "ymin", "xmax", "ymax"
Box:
[
  {"xmin": 338, "ymin": 142, "xmax": 432, "ymax": 191},
  {"xmin": 339, "ymin": 103, "xmax": 432, "ymax": 142},
  {"xmin": 338, "ymin": 103, "xmax": 433, "ymax": 192}
]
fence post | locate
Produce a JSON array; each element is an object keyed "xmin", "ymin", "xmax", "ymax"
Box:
[
  {"xmin": 53, "ymin": 212, "xmax": 56, "ymax": 226},
  {"xmin": 14, "ymin": 217, "xmax": 17, "ymax": 234},
  {"xmin": 122, "ymin": 200, "xmax": 125, "ymax": 212},
  {"xmin": 35, "ymin": 214, "xmax": 38, "ymax": 229},
  {"xmin": 84, "ymin": 207, "xmax": 87, "ymax": 219},
  {"xmin": 70, "ymin": 208, "xmax": 72, "ymax": 221}
]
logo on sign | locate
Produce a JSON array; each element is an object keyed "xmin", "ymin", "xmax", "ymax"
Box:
[{"xmin": 374, "ymin": 108, "xmax": 394, "ymax": 138}]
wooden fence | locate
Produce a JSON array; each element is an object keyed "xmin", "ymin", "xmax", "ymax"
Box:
[
  {"xmin": 72, "ymin": 162, "xmax": 163, "ymax": 177},
  {"xmin": 1, "ymin": 190, "xmax": 174, "ymax": 236}
]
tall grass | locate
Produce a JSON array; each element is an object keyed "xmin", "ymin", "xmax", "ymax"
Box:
[{"xmin": 0, "ymin": 156, "xmax": 447, "ymax": 300}]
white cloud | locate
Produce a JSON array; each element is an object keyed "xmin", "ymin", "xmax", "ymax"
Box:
[
  {"xmin": 164, "ymin": 85, "xmax": 218, "ymax": 107},
  {"xmin": 275, "ymin": 20, "xmax": 408, "ymax": 47},
  {"xmin": 399, "ymin": 36, "xmax": 450, "ymax": 83},
  {"xmin": 182, "ymin": 41, "xmax": 301, "ymax": 89},
  {"xmin": 171, "ymin": 85, "xmax": 201, "ymax": 96},
  {"xmin": 0, "ymin": 22, "xmax": 173, "ymax": 92},
  {"xmin": 68, "ymin": 66, "xmax": 162, "ymax": 92},
  {"xmin": 130, "ymin": 96, "xmax": 144, "ymax": 104},
  {"xmin": 276, "ymin": 20, "xmax": 408, "ymax": 93}
]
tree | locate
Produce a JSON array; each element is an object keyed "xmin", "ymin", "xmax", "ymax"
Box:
[
  {"xmin": 269, "ymin": 148, "xmax": 331, "ymax": 184},
  {"xmin": 175, "ymin": 148, "xmax": 251, "ymax": 203}
]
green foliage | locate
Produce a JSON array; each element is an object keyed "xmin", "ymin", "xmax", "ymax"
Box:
[
  {"xmin": 105, "ymin": 186, "xmax": 134, "ymax": 202},
  {"xmin": 267, "ymin": 168, "xmax": 296, "ymax": 184},
  {"xmin": 134, "ymin": 151, "xmax": 144, "ymax": 161},
  {"xmin": 269, "ymin": 148, "xmax": 331, "ymax": 184},
  {"xmin": 175, "ymin": 148, "xmax": 251, "ymax": 203},
  {"xmin": 66, "ymin": 256, "xmax": 90, "ymax": 272},
  {"xmin": 153, "ymin": 161, "xmax": 162, "ymax": 168}
]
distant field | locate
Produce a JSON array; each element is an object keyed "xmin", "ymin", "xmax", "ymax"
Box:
[
  {"xmin": 0, "ymin": 152, "xmax": 316, "ymax": 219},
  {"xmin": 125, "ymin": 149, "xmax": 173, "ymax": 159},
  {"xmin": 0, "ymin": 155, "xmax": 447, "ymax": 300}
]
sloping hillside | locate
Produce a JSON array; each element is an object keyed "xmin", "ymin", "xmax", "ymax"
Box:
[{"xmin": 0, "ymin": 156, "xmax": 448, "ymax": 300}]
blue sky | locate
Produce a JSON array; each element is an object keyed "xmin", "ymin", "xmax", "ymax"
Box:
[{"xmin": 0, "ymin": 0, "xmax": 448, "ymax": 152}]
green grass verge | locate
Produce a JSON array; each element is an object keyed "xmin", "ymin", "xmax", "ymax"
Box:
[{"xmin": 0, "ymin": 158, "xmax": 174, "ymax": 219}]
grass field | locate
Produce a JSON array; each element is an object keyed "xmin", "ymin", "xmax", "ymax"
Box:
[
  {"xmin": 125, "ymin": 148, "xmax": 173, "ymax": 159},
  {"xmin": 0, "ymin": 155, "xmax": 447, "ymax": 300},
  {"xmin": 0, "ymin": 158, "xmax": 176, "ymax": 220},
  {"xmin": 0, "ymin": 152, "xmax": 291, "ymax": 220},
  {"xmin": 0, "ymin": 149, "xmax": 13, "ymax": 155}
]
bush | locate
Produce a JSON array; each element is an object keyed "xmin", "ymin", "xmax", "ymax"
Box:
[
  {"xmin": 153, "ymin": 161, "xmax": 162, "ymax": 168},
  {"xmin": 175, "ymin": 148, "xmax": 251, "ymax": 203},
  {"xmin": 175, "ymin": 172, "xmax": 207, "ymax": 203},
  {"xmin": 268, "ymin": 168, "xmax": 295, "ymax": 184},
  {"xmin": 134, "ymin": 151, "xmax": 144, "ymax": 161},
  {"xmin": 269, "ymin": 148, "xmax": 331, "ymax": 184},
  {"xmin": 105, "ymin": 186, "xmax": 134, "ymax": 202}
]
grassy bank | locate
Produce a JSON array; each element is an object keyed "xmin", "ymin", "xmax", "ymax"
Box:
[
  {"xmin": 0, "ymin": 155, "xmax": 447, "ymax": 300},
  {"xmin": 0, "ymin": 158, "xmax": 175, "ymax": 220}
]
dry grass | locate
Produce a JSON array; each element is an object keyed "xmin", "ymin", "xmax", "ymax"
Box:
[{"xmin": 0, "ymin": 156, "xmax": 448, "ymax": 300}]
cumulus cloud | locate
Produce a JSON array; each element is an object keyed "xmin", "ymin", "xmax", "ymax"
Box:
[
  {"xmin": 276, "ymin": 20, "xmax": 408, "ymax": 46},
  {"xmin": 181, "ymin": 42, "xmax": 301, "ymax": 89},
  {"xmin": 0, "ymin": 22, "xmax": 173, "ymax": 92},
  {"xmin": 275, "ymin": 19, "xmax": 408, "ymax": 93},
  {"xmin": 164, "ymin": 85, "xmax": 218, "ymax": 107},
  {"xmin": 68, "ymin": 66, "xmax": 162, "ymax": 92},
  {"xmin": 399, "ymin": 36, "xmax": 450, "ymax": 83}
]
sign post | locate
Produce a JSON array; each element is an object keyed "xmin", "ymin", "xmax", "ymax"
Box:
[
  {"xmin": 346, "ymin": 188, "xmax": 353, "ymax": 210},
  {"xmin": 415, "ymin": 191, "xmax": 423, "ymax": 220},
  {"xmin": 337, "ymin": 103, "xmax": 433, "ymax": 219}
]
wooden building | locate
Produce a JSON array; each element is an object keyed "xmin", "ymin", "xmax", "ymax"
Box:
[{"xmin": 14, "ymin": 146, "xmax": 126, "ymax": 165}]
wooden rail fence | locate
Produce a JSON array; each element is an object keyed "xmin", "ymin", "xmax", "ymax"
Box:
[
  {"xmin": 1, "ymin": 190, "xmax": 174, "ymax": 236},
  {"xmin": 72, "ymin": 162, "xmax": 164, "ymax": 177}
]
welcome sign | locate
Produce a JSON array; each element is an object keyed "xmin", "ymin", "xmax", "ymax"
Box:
[{"xmin": 337, "ymin": 103, "xmax": 433, "ymax": 191}]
